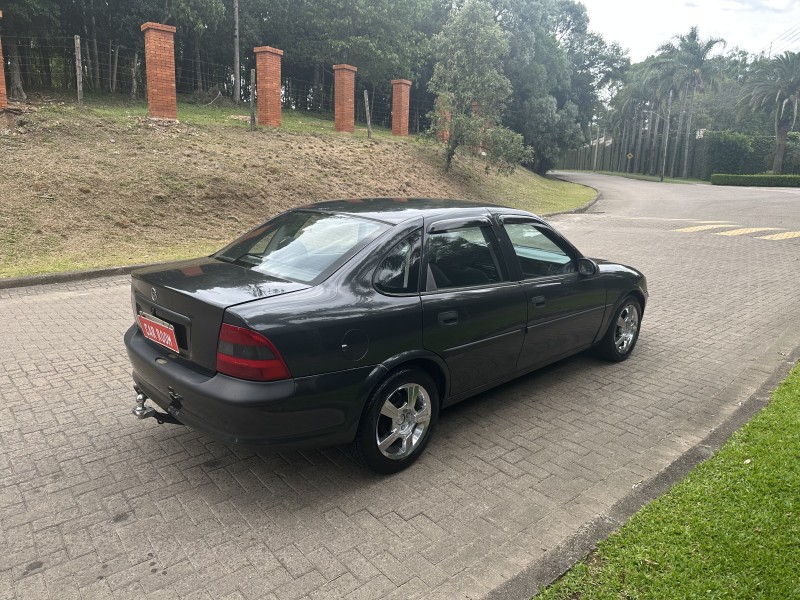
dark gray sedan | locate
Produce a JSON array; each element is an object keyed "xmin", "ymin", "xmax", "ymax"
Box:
[{"xmin": 125, "ymin": 199, "xmax": 647, "ymax": 473}]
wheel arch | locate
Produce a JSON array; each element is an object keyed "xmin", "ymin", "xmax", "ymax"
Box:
[{"xmin": 357, "ymin": 351, "xmax": 449, "ymax": 413}]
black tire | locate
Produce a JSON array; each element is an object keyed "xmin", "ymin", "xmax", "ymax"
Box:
[
  {"xmin": 596, "ymin": 296, "xmax": 642, "ymax": 362},
  {"xmin": 351, "ymin": 367, "xmax": 439, "ymax": 474}
]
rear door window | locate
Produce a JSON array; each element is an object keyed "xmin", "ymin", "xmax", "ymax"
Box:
[{"xmin": 425, "ymin": 226, "xmax": 507, "ymax": 290}]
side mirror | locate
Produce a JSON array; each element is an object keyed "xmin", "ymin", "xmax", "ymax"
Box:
[{"xmin": 577, "ymin": 258, "xmax": 598, "ymax": 277}]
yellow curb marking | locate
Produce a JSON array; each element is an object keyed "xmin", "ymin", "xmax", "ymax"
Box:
[
  {"xmin": 715, "ymin": 227, "xmax": 782, "ymax": 236},
  {"xmin": 758, "ymin": 231, "xmax": 800, "ymax": 240},
  {"xmin": 673, "ymin": 224, "xmax": 737, "ymax": 232}
]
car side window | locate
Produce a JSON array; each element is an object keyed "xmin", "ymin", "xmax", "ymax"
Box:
[
  {"xmin": 425, "ymin": 226, "xmax": 507, "ymax": 290},
  {"xmin": 503, "ymin": 223, "xmax": 574, "ymax": 279},
  {"xmin": 374, "ymin": 230, "xmax": 422, "ymax": 295}
]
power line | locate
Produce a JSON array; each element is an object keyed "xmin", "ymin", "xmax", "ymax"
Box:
[
  {"xmin": 770, "ymin": 22, "xmax": 800, "ymax": 45},
  {"xmin": 771, "ymin": 30, "xmax": 800, "ymax": 56},
  {"xmin": 763, "ymin": 22, "xmax": 800, "ymax": 56}
]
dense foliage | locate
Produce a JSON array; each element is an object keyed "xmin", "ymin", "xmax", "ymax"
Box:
[
  {"xmin": 4, "ymin": 2, "xmax": 795, "ymax": 176},
  {"xmin": 0, "ymin": 0, "xmax": 627, "ymax": 173},
  {"xmin": 710, "ymin": 174, "xmax": 800, "ymax": 187},
  {"xmin": 574, "ymin": 25, "xmax": 800, "ymax": 179}
]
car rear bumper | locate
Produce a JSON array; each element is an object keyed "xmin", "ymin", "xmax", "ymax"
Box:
[{"xmin": 124, "ymin": 325, "xmax": 379, "ymax": 448}]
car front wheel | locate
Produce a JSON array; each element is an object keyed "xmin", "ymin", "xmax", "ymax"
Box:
[
  {"xmin": 597, "ymin": 297, "xmax": 641, "ymax": 362},
  {"xmin": 352, "ymin": 368, "xmax": 439, "ymax": 474}
]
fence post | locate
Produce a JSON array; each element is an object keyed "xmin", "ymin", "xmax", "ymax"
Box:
[
  {"xmin": 73, "ymin": 35, "xmax": 83, "ymax": 107},
  {"xmin": 250, "ymin": 68, "xmax": 256, "ymax": 131},
  {"xmin": 0, "ymin": 11, "xmax": 7, "ymax": 109}
]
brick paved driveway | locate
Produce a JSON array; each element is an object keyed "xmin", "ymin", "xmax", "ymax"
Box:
[{"xmin": 2, "ymin": 174, "xmax": 799, "ymax": 600}]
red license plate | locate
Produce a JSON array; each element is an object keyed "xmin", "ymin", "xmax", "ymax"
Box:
[{"xmin": 138, "ymin": 312, "xmax": 180, "ymax": 353}]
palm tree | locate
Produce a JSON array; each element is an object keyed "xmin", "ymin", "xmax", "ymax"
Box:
[
  {"xmin": 655, "ymin": 27, "xmax": 725, "ymax": 178},
  {"xmin": 740, "ymin": 52, "xmax": 800, "ymax": 175}
]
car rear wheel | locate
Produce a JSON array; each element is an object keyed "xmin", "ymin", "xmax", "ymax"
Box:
[
  {"xmin": 352, "ymin": 368, "xmax": 439, "ymax": 474},
  {"xmin": 597, "ymin": 297, "xmax": 641, "ymax": 362}
]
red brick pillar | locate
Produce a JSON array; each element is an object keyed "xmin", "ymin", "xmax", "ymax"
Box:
[
  {"xmin": 0, "ymin": 11, "xmax": 7, "ymax": 109},
  {"xmin": 140, "ymin": 22, "xmax": 177, "ymax": 120},
  {"xmin": 391, "ymin": 79, "xmax": 411, "ymax": 136},
  {"xmin": 253, "ymin": 46, "xmax": 283, "ymax": 127},
  {"xmin": 333, "ymin": 64, "xmax": 357, "ymax": 133}
]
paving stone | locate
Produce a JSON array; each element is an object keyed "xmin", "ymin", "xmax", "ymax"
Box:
[{"xmin": 1, "ymin": 180, "xmax": 799, "ymax": 599}]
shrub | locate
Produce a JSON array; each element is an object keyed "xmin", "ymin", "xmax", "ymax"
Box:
[
  {"xmin": 751, "ymin": 136, "xmax": 775, "ymax": 173},
  {"xmin": 710, "ymin": 174, "xmax": 800, "ymax": 187},
  {"xmin": 695, "ymin": 131, "xmax": 755, "ymax": 180}
]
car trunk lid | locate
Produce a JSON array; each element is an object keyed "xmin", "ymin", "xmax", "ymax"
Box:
[{"xmin": 131, "ymin": 257, "xmax": 309, "ymax": 371}]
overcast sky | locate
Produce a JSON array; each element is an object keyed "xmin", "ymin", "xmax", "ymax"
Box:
[{"xmin": 578, "ymin": 0, "xmax": 800, "ymax": 63}]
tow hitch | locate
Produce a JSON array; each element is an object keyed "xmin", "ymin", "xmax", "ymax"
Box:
[{"xmin": 132, "ymin": 386, "xmax": 183, "ymax": 425}]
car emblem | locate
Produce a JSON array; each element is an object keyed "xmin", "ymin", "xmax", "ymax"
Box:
[{"xmin": 151, "ymin": 287, "xmax": 158, "ymax": 302}]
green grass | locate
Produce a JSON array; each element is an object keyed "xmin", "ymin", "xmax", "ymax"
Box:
[
  {"xmin": 536, "ymin": 362, "xmax": 800, "ymax": 600},
  {"xmin": 2, "ymin": 96, "xmax": 594, "ymax": 279},
  {"xmin": 73, "ymin": 93, "xmax": 396, "ymax": 136}
]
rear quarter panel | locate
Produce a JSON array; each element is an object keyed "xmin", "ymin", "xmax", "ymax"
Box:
[{"xmin": 228, "ymin": 220, "xmax": 425, "ymax": 380}]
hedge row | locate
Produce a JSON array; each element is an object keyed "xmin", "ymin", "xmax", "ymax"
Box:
[{"xmin": 710, "ymin": 174, "xmax": 800, "ymax": 187}]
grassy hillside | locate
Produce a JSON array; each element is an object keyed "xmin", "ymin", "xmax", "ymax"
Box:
[{"xmin": 0, "ymin": 98, "xmax": 595, "ymax": 278}]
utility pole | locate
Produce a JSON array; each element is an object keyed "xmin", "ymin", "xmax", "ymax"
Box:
[
  {"xmin": 233, "ymin": 0, "xmax": 240, "ymax": 104},
  {"xmin": 592, "ymin": 122, "xmax": 601, "ymax": 172}
]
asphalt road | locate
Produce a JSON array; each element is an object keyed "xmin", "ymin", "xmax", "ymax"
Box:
[{"xmin": 2, "ymin": 173, "xmax": 799, "ymax": 600}]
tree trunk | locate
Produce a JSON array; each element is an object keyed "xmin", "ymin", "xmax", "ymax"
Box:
[
  {"xmin": 175, "ymin": 49, "xmax": 183, "ymax": 93},
  {"xmin": 82, "ymin": 38, "xmax": 93, "ymax": 91},
  {"xmin": 194, "ymin": 34, "xmax": 203, "ymax": 93},
  {"xmin": 89, "ymin": 0, "xmax": 101, "ymax": 89},
  {"xmin": 649, "ymin": 111, "xmax": 660, "ymax": 175},
  {"xmin": 41, "ymin": 42, "xmax": 53, "ymax": 88},
  {"xmin": 773, "ymin": 117, "xmax": 790, "ymax": 174},
  {"xmin": 660, "ymin": 89, "xmax": 674, "ymax": 181},
  {"xmin": 616, "ymin": 122, "xmax": 626, "ymax": 172},
  {"xmin": 131, "ymin": 51, "xmax": 138, "ymax": 100},
  {"xmin": 642, "ymin": 109, "xmax": 654, "ymax": 174},
  {"xmin": 682, "ymin": 82, "xmax": 698, "ymax": 179},
  {"xmin": 669, "ymin": 83, "xmax": 688, "ymax": 178},
  {"xmin": 634, "ymin": 109, "xmax": 645, "ymax": 173},
  {"xmin": 233, "ymin": 0, "xmax": 240, "ymax": 103},
  {"xmin": 312, "ymin": 63, "xmax": 324, "ymax": 110},
  {"xmin": 63, "ymin": 45, "xmax": 71, "ymax": 91},
  {"xmin": 7, "ymin": 35, "xmax": 28, "ymax": 100},
  {"xmin": 111, "ymin": 44, "xmax": 119, "ymax": 93},
  {"xmin": 444, "ymin": 124, "xmax": 458, "ymax": 172}
]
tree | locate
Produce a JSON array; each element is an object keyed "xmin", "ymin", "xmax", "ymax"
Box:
[
  {"xmin": 166, "ymin": 0, "xmax": 226, "ymax": 92},
  {"xmin": 0, "ymin": 0, "xmax": 61, "ymax": 99},
  {"xmin": 428, "ymin": 0, "xmax": 529, "ymax": 172},
  {"xmin": 655, "ymin": 27, "xmax": 725, "ymax": 178},
  {"xmin": 740, "ymin": 52, "xmax": 800, "ymax": 174}
]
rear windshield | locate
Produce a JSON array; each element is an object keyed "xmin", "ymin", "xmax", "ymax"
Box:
[{"xmin": 214, "ymin": 211, "xmax": 389, "ymax": 283}]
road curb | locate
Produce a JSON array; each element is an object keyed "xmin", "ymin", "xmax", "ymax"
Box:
[
  {"xmin": 543, "ymin": 174, "xmax": 601, "ymax": 217},
  {"xmin": 483, "ymin": 328, "xmax": 800, "ymax": 600}
]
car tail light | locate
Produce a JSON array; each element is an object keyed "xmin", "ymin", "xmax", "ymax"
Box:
[{"xmin": 216, "ymin": 323, "xmax": 291, "ymax": 382}]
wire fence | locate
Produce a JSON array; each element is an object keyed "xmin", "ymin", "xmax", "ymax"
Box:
[{"xmin": 2, "ymin": 34, "xmax": 436, "ymax": 132}]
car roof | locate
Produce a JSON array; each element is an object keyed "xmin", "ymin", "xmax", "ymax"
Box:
[{"xmin": 298, "ymin": 198, "xmax": 539, "ymax": 225}]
